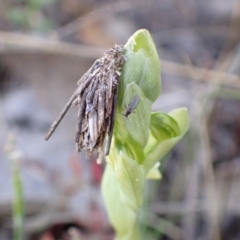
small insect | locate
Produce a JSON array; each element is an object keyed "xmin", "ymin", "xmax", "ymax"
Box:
[{"xmin": 123, "ymin": 95, "xmax": 140, "ymax": 117}]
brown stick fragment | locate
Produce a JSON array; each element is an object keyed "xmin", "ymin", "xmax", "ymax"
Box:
[
  {"xmin": 86, "ymin": 76, "xmax": 99, "ymax": 103},
  {"xmin": 105, "ymin": 84, "xmax": 119, "ymax": 156},
  {"xmin": 45, "ymin": 61, "xmax": 100, "ymax": 141},
  {"xmin": 45, "ymin": 92, "xmax": 78, "ymax": 140},
  {"xmin": 98, "ymin": 87, "xmax": 106, "ymax": 132},
  {"xmin": 77, "ymin": 59, "xmax": 100, "ymax": 85},
  {"xmin": 75, "ymin": 91, "xmax": 88, "ymax": 145}
]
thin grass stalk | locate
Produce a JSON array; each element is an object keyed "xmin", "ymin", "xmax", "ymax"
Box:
[{"xmin": 5, "ymin": 134, "xmax": 24, "ymax": 240}]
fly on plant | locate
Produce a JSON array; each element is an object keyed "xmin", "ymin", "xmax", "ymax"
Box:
[
  {"xmin": 123, "ymin": 95, "xmax": 140, "ymax": 118},
  {"xmin": 45, "ymin": 45, "xmax": 126, "ymax": 163}
]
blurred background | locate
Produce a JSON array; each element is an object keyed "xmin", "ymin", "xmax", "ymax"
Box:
[{"xmin": 0, "ymin": 0, "xmax": 240, "ymax": 239}]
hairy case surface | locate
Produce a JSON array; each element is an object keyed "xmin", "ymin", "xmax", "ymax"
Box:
[{"xmin": 45, "ymin": 45, "xmax": 126, "ymax": 162}]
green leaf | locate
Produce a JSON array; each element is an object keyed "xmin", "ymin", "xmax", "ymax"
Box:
[
  {"xmin": 150, "ymin": 113, "xmax": 180, "ymax": 141},
  {"xmin": 116, "ymin": 152, "xmax": 145, "ymax": 210},
  {"xmin": 113, "ymin": 29, "xmax": 161, "ymax": 164},
  {"xmin": 118, "ymin": 30, "xmax": 161, "ymax": 106},
  {"xmin": 115, "ymin": 83, "xmax": 151, "ymax": 163},
  {"xmin": 144, "ymin": 108, "xmax": 189, "ymax": 172},
  {"xmin": 146, "ymin": 162, "xmax": 162, "ymax": 180},
  {"xmin": 102, "ymin": 165, "xmax": 140, "ymax": 240},
  {"xmin": 102, "ymin": 29, "xmax": 189, "ymax": 240}
]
